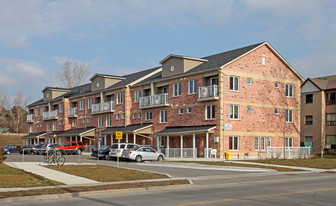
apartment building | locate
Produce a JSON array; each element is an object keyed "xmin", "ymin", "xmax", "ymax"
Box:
[
  {"xmin": 301, "ymin": 75, "xmax": 336, "ymax": 154},
  {"xmin": 24, "ymin": 42, "xmax": 303, "ymax": 159}
]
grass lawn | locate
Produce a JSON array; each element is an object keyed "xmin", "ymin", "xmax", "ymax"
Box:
[
  {"xmin": 251, "ymin": 158, "xmax": 336, "ymax": 169},
  {"xmin": 44, "ymin": 165, "xmax": 169, "ymax": 182},
  {"xmin": 0, "ymin": 179, "xmax": 189, "ymax": 199},
  {"xmin": 0, "ymin": 164, "xmax": 62, "ymax": 188},
  {"xmin": 0, "ymin": 135, "xmax": 24, "ymax": 148},
  {"xmin": 169, "ymin": 161, "xmax": 301, "ymax": 172}
]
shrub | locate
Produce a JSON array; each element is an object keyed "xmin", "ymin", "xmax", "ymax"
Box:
[{"xmin": 0, "ymin": 150, "xmax": 7, "ymax": 163}]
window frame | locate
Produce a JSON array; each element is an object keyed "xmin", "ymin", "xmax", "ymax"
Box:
[
  {"xmin": 160, "ymin": 110, "xmax": 167, "ymax": 123},
  {"xmin": 106, "ymin": 116, "xmax": 111, "ymax": 127},
  {"xmin": 255, "ymin": 136, "xmax": 259, "ymax": 151},
  {"xmin": 145, "ymin": 112, "xmax": 152, "ymax": 121},
  {"xmin": 305, "ymin": 115, "xmax": 313, "ymax": 125},
  {"xmin": 59, "ymin": 103, "xmax": 64, "ymax": 113},
  {"xmin": 188, "ymin": 80, "xmax": 198, "ymax": 94},
  {"xmin": 173, "ymin": 83, "xmax": 182, "ymax": 97},
  {"xmin": 230, "ymin": 76, "xmax": 239, "ymax": 91},
  {"xmin": 117, "ymin": 92, "xmax": 123, "ymax": 104},
  {"xmin": 229, "ymin": 136, "xmax": 239, "ymax": 151},
  {"xmin": 88, "ymin": 98, "xmax": 92, "ymax": 109},
  {"xmin": 261, "ymin": 137, "xmax": 266, "ymax": 151},
  {"xmin": 187, "ymin": 107, "xmax": 192, "ymax": 114},
  {"xmin": 286, "ymin": 84, "xmax": 294, "ymax": 98},
  {"xmin": 79, "ymin": 100, "xmax": 84, "ymax": 110},
  {"xmin": 285, "ymin": 137, "xmax": 293, "ymax": 148},
  {"xmin": 262, "ymin": 56, "xmax": 266, "ymax": 65},
  {"xmin": 205, "ymin": 105, "xmax": 215, "ymax": 120},
  {"xmin": 230, "ymin": 104, "xmax": 240, "ymax": 120},
  {"xmin": 247, "ymin": 77, "xmax": 253, "ymax": 85},
  {"xmin": 274, "ymin": 108, "xmax": 279, "ymax": 115},
  {"xmin": 179, "ymin": 108, "xmax": 183, "ymax": 115},
  {"xmin": 285, "ymin": 109, "xmax": 294, "ymax": 123},
  {"xmin": 98, "ymin": 116, "xmax": 103, "ymax": 128}
]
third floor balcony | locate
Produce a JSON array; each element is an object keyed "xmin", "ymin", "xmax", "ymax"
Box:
[
  {"xmin": 139, "ymin": 93, "xmax": 169, "ymax": 109},
  {"xmin": 91, "ymin": 101, "xmax": 115, "ymax": 114},
  {"xmin": 68, "ymin": 107, "xmax": 78, "ymax": 118},
  {"xmin": 198, "ymin": 85, "xmax": 219, "ymax": 101},
  {"xmin": 43, "ymin": 110, "xmax": 58, "ymax": 120},
  {"xmin": 26, "ymin": 114, "xmax": 34, "ymax": 123}
]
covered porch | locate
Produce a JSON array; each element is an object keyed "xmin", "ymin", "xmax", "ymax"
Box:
[
  {"xmin": 57, "ymin": 127, "xmax": 96, "ymax": 151},
  {"xmin": 22, "ymin": 132, "xmax": 46, "ymax": 145},
  {"xmin": 155, "ymin": 124, "xmax": 216, "ymax": 158},
  {"xmin": 44, "ymin": 131, "xmax": 62, "ymax": 144}
]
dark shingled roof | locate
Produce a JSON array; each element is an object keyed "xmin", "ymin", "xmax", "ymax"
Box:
[
  {"xmin": 155, "ymin": 124, "xmax": 217, "ymax": 135},
  {"xmin": 100, "ymin": 123, "xmax": 153, "ymax": 135},
  {"xmin": 308, "ymin": 75, "xmax": 336, "ymax": 91},
  {"xmin": 58, "ymin": 127, "xmax": 95, "ymax": 137},
  {"xmin": 135, "ymin": 42, "xmax": 264, "ymax": 85},
  {"xmin": 22, "ymin": 132, "xmax": 46, "ymax": 139},
  {"xmin": 44, "ymin": 131, "xmax": 63, "ymax": 138}
]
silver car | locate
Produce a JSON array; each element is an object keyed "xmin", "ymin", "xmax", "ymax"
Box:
[
  {"xmin": 109, "ymin": 143, "xmax": 139, "ymax": 160},
  {"xmin": 122, "ymin": 147, "xmax": 164, "ymax": 162}
]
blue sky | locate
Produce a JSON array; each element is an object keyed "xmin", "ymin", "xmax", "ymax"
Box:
[{"xmin": 0, "ymin": 0, "xmax": 335, "ymax": 102}]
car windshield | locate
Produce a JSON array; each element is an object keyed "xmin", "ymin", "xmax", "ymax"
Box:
[
  {"xmin": 100, "ymin": 146, "xmax": 109, "ymax": 150},
  {"xmin": 111, "ymin": 144, "xmax": 118, "ymax": 149}
]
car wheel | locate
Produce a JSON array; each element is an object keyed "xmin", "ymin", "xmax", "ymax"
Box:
[
  {"xmin": 7, "ymin": 151, "xmax": 10, "ymax": 155},
  {"xmin": 76, "ymin": 149, "xmax": 82, "ymax": 155},
  {"xmin": 135, "ymin": 155, "xmax": 142, "ymax": 163},
  {"xmin": 105, "ymin": 154, "xmax": 110, "ymax": 160},
  {"xmin": 157, "ymin": 155, "xmax": 164, "ymax": 161}
]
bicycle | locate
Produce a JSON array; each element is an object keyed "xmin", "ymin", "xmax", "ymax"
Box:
[{"xmin": 44, "ymin": 149, "xmax": 66, "ymax": 166}]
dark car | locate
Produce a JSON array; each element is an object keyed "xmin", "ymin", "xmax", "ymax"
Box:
[
  {"xmin": 19, "ymin": 145, "xmax": 33, "ymax": 154},
  {"xmin": 38, "ymin": 143, "xmax": 60, "ymax": 155},
  {"xmin": 91, "ymin": 145, "xmax": 111, "ymax": 160},
  {"xmin": 31, "ymin": 143, "xmax": 45, "ymax": 155},
  {"xmin": 1, "ymin": 145, "xmax": 20, "ymax": 154}
]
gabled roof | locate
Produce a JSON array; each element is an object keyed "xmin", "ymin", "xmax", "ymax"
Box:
[
  {"xmin": 155, "ymin": 124, "xmax": 216, "ymax": 136},
  {"xmin": 42, "ymin": 87, "xmax": 70, "ymax": 92},
  {"xmin": 303, "ymin": 75, "xmax": 336, "ymax": 91},
  {"xmin": 22, "ymin": 132, "xmax": 46, "ymax": 139},
  {"xmin": 57, "ymin": 127, "xmax": 95, "ymax": 137},
  {"xmin": 159, "ymin": 54, "xmax": 208, "ymax": 64},
  {"xmin": 100, "ymin": 123, "xmax": 153, "ymax": 135},
  {"xmin": 89, "ymin": 73, "xmax": 125, "ymax": 81}
]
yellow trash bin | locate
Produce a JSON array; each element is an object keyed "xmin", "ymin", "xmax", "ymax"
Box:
[{"xmin": 225, "ymin": 152, "xmax": 233, "ymax": 160}]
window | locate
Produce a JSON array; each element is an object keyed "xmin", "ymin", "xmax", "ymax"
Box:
[
  {"xmin": 179, "ymin": 108, "xmax": 183, "ymax": 115},
  {"xmin": 117, "ymin": 92, "xmax": 122, "ymax": 104},
  {"xmin": 274, "ymin": 108, "xmax": 279, "ymax": 115},
  {"xmin": 41, "ymin": 107, "xmax": 44, "ymax": 115},
  {"xmin": 230, "ymin": 76, "xmax": 239, "ymax": 91},
  {"xmin": 247, "ymin": 106, "xmax": 252, "ymax": 113},
  {"xmin": 59, "ymin": 120, "xmax": 62, "ymax": 126},
  {"xmin": 30, "ymin": 125, "xmax": 33, "ymax": 133},
  {"xmin": 210, "ymin": 77, "xmax": 218, "ymax": 85},
  {"xmin": 229, "ymin": 136, "xmax": 239, "ymax": 151},
  {"xmin": 305, "ymin": 136, "xmax": 313, "ymax": 142},
  {"xmin": 79, "ymin": 100, "xmax": 84, "ymax": 110},
  {"xmin": 230, "ymin": 105, "xmax": 239, "ymax": 120},
  {"xmin": 285, "ymin": 109, "xmax": 293, "ymax": 123},
  {"xmin": 116, "ymin": 114, "xmax": 119, "ymax": 120},
  {"xmin": 98, "ymin": 117, "xmax": 103, "ymax": 128},
  {"xmin": 88, "ymin": 98, "xmax": 92, "ymax": 109},
  {"xmin": 285, "ymin": 137, "xmax": 293, "ymax": 148},
  {"xmin": 275, "ymin": 82, "xmax": 279, "ymax": 88},
  {"xmin": 86, "ymin": 118, "xmax": 90, "ymax": 123},
  {"xmin": 305, "ymin": 115, "xmax": 313, "ymax": 125},
  {"xmin": 106, "ymin": 116, "xmax": 111, "ymax": 127},
  {"xmin": 132, "ymin": 114, "xmax": 136, "ymax": 119},
  {"xmin": 305, "ymin": 94, "xmax": 313, "ymax": 104},
  {"xmin": 59, "ymin": 103, "xmax": 64, "ymax": 113},
  {"xmin": 53, "ymin": 122, "xmax": 57, "ymax": 131},
  {"xmin": 267, "ymin": 137, "xmax": 272, "ymax": 148},
  {"xmin": 35, "ymin": 108, "xmax": 38, "ymax": 117},
  {"xmin": 255, "ymin": 137, "xmax": 259, "ymax": 151},
  {"xmin": 138, "ymin": 112, "xmax": 142, "ymax": 119},
  {"xmin": 47, "ymin": 122, "xmax": 50, "ymax": 131},
  {"xmin": 134, "ymin": 90, "xmax": 141, "ymax": 103},
  {"xmin": 145, "ymin": 112, "xmax": 152, "ymax": 121},
  {"xmin": 286, "ymin": 84, "xmax": 294, "ymax": 97},
  {"xmin": 189, "ymin": 80, "xmax": 197, "ymax": 94},
  {"xmin": 187, "ymin": 107, "xmax": 192, "ymax": 114},
  {"xmin": 173, "ymin": 83, "xmax": 181, "ymax": 97},
  {"xmin": 247, "ymin": 78, "xmax": 253, "ymax": 85},
  {"xmin": 326, "ymin": 135, "xmax": 336, "ymax": 149},
  {"xmin": 326, "ymin": 114, "xmax": 336, "ymax": 126},
  {"xmin": 206, "ymin": 105, "xmax": 215, "ymax": 120},
  {"xmin": 261, "ymin": 137, "xmax": 266, "ymax": 151},
  {"xmin": 122, "ymin": 114, "xmax": 125, "ymax": 119},
  {"xmin": 262, "ymin": 56, "xmax": 266, "ymax": 65},
  {"xmin": 72, "ymin": 120, "xmax": 77, "ymax": 127},
  {"xmin": 326, "ymin": 92, "xmax": 336, "ymax": 105},
  {"xmin": 160, "ymin": 110, "xmax": 167, "ymax": 123},
  {"xmin": 158, "ymin": 136, "xmax": 164, "ymax": 147}
]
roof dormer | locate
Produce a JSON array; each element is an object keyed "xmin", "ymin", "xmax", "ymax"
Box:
[
  {"xmin": 160, "ymin": 55, "xmax": 207, "ymax": 78},
  {"xmin": 90, "ymin": 73, "xmax": 126, "ymax": 92},
  {"xmin": 42, "ymin": 87, "xmax": 70, "ymax": 101}
]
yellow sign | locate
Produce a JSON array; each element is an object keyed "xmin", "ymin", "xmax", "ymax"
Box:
[{"xmin": 115, "ymin": 131, "xmax": 123, "ymax": 139}]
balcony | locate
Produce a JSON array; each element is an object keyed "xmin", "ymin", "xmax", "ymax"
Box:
[
  {"xmin": 43, "ymin": 110, "xmax": 58, "ymax": 120},
  {"xmin": 198, "ymin": 85, "xmax": 219, "ymax": 101},
  {"xmin": 140, "ymin": 93, "xmax": 169, "ymax": 109},
  {"xmin": 68, "ymin": 107, "xmax": 78, "ymax": 118},
  {"xmin": 26, "ymin": 114, "xmax": 34, "ymax": 123},
  {"xmin": 91, "ymin": 101, "xmax": 115, "ymax": 114}
]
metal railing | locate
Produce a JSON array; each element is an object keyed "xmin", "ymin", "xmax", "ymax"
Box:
[
  {"xmin": 198, "ymin": 85, "xmax": 219, "ymax": 100},
  {"xmin": 91, "ymin": 101, "xmax": 115, "ymax": 114},
  {"xmin": 265, "ymin": 147, "xmax": 311, "ymax": 159},
  {"xmin": 165, "ymin": 148, "xmax": 197, "ymax": 158},
  {"xmin": 26, "ymin": 114, "xmax": 34, "ymax": 122},
  {"xmin": 140, "ymin": 93, "xmax": 169, "ymax": 108},
  {"xmin": 42, "ymin": 110, "xmax": 58, "ymax": 120},
  {"xmin": 68, "ymin": 107, "xmax": 78, "ymax": 117}
]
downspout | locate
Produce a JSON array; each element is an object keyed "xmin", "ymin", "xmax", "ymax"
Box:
[
  {"xmin": 124, "ymin": 86, "xmax": 127, "ymax": 127},
  {"xmin": 218, "ymin": 68, "xmax": 225, "ymax": 159}
]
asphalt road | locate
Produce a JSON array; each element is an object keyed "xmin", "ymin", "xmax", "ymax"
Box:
[{"xmin": 3, "ymin": 153, "xmax": 336, "ymax": 205}]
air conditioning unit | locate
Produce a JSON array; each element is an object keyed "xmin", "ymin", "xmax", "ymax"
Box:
[{"xmin": 325, "ymin": 145, "xmax": 331, "ymax": 149}]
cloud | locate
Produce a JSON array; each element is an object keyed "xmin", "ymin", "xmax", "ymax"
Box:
[{"xmin": 1, "ymin": 58, "xmax": 45, "ymax": 78}]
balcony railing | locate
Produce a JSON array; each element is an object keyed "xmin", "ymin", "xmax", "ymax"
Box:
[
  {"xmin": 68, "ymin": 107, "xmax": 78, "ymax": 118},
  {"xmin": 26, "ymin": 114, "xmax": 34, "ymax": 123},
  {"xmin": 139, "ymin": 93, "xmax": 169, "ymax": 109},
  {"xmin": 42, "ymin": 110, "xmax": 58, "ymax": 120},
  {"xmin": 327, "ymin": 100, "xmax": 336, "ymax": 105},
  {"xmin": 91, "ymin": 101, "xmax": 115, "ymax": 114},
  {"xmin": 198, "ymin": 85, "xmax": 219, "ymax": 101}
]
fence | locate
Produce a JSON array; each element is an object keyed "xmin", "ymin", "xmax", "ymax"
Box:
[
  {"xmin": 165, "ymin": 148, "xmax": 197, "ymax": 158},
  {"xmin": 266, "ymin": 147, "xmax": 311, "ymax": 159}
]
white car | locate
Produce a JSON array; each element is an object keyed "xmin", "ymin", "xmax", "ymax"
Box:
[
  {"xmin": 122, "ymin": 147, "xmax": 164, "ymax": 162},
  {"xmin": 109, "ymin": 143, "xmax": 139, "ymax": 160}
]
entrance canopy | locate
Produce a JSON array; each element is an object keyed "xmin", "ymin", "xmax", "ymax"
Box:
[
  {"xmin": 100, "ymin": 124, "xmax": 153, "ymax": 135},
  {"xmin": 22, "ymin": 132, "xmax": 46, "ymax": 139},
  {"xmin": 58, "ymin": 127, "xmax": 95, "ymax": 138},
  {"xmin": 155, "ymin": 124, "xmax": 216, "ymax": 136},
  {"xmin": 44, "ymin": 131, "xmax": 62, "ymax": 138}
]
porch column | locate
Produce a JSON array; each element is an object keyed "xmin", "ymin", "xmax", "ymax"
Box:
[
  {"xmin": 30, "ymin": 138, "xmax": 32, "ymax": 145},
  {"xmin": 180, "ymin": 135, "xmax": 183, "ymax": 158},
  {"xmin": 80, "ymin": 136, "xmax": 83, "ymax": 142},
  {"xmin": 126, "ymin": 133, "xmax": 128, "ymax": 143},
  {"xmin": 205, "ymin": 132, "xmax": 209, "ymax": 158},
  {"xmin": 75, "ymin": 136, "xmax": 78, "ymax": 141},
  {"xmin": 156, "ymin": 136, "xmax": 160, "ymax": 151},
  {"xmin": 70, "ymin": 136, "xmax": 72, "ymax": 141},
  {"xmin": 111, "ymin": 134, "xmax": 113, "ymax": 145},
  {"xmin": 37, "ymin": 138, "xmax": 39, "ymax": 143},
  {"xmin": 193, "ymin": 133, "xmax": 196, "ymax": 158},
  {"xmin": 104, "ymin": 135, "xmax": 106, "ymax": 145},
  {"xmin": 166, "ymin": 136, "xmax": 170, "ymax": 158},
  {"xmin": 133, "ymin": 133, "xmax": 136, "ymax": 144}
]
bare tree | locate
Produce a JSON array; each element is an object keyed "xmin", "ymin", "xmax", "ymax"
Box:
[
  {"xmin": 0, "ymin": 91, "xmax": 9, "ymax": 129},
  {"xmin": 56, "ymin": 60, "xmax": 91, "ymax": 88}
]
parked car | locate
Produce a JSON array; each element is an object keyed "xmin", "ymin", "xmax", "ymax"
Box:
[
  {"xmin": 55, "ymin": 141, "xmax": 84, "ymax": 155},
  {"xmin": 1, "ymin": 145, "xmax": 20, "ymax": 154},
  {"xmin": 109, "ymin": 143, "xmax": 139, "ymax": 160},
  {"xmin": 19, "ymin": 145, "xmax": 33, "ymax": 154},
  {"xmin": 91, "ymin": 145, "xmax": 112, "ymax": 160},
  {"xmin": 122, "ymin": 147, "xmax": 164, "ymax": 162},
  {"xmin": 31, "ymin": 143, "xmax": 45, "ymax": 154},
  {"xmin": 38, "ymin": 143, "xmax": 60, "ymax": 155}
]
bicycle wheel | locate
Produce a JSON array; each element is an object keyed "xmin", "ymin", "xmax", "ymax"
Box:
[
  {"xmin": 48, "ymin": 155, "xmax": 55, "ymax": 164},
  {"xmin": 57, "ymin": 156, "xmax": 66, "ymax": 166},
  {"xmin": 43, "ymin": 154, "xmax": 49, "ymax": 163}
]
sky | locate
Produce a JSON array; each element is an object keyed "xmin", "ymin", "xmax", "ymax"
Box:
[{"xmin": 0, "ymin": 0, "xmax": 335, "ymax": 102}]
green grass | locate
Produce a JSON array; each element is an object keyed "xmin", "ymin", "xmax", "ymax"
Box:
[
  {"xmin": 0, "ymin": 135, "xmax": 24, "ymax": 148},
  {"xmin": 251, "ymin": 158, "xmax": 336, "ymax": 169},
  {"xmin": 0, "ymin": 164, "xmax": 62, "ymax": 188},
  {"xmin": 45, "ymin": 165, "xmax": 169, "ymax": 182}
]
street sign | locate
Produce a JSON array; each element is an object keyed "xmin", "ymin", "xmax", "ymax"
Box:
[{"xmin": 116, "ymin": 131, "xmax": 123, "ymax": 139}]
